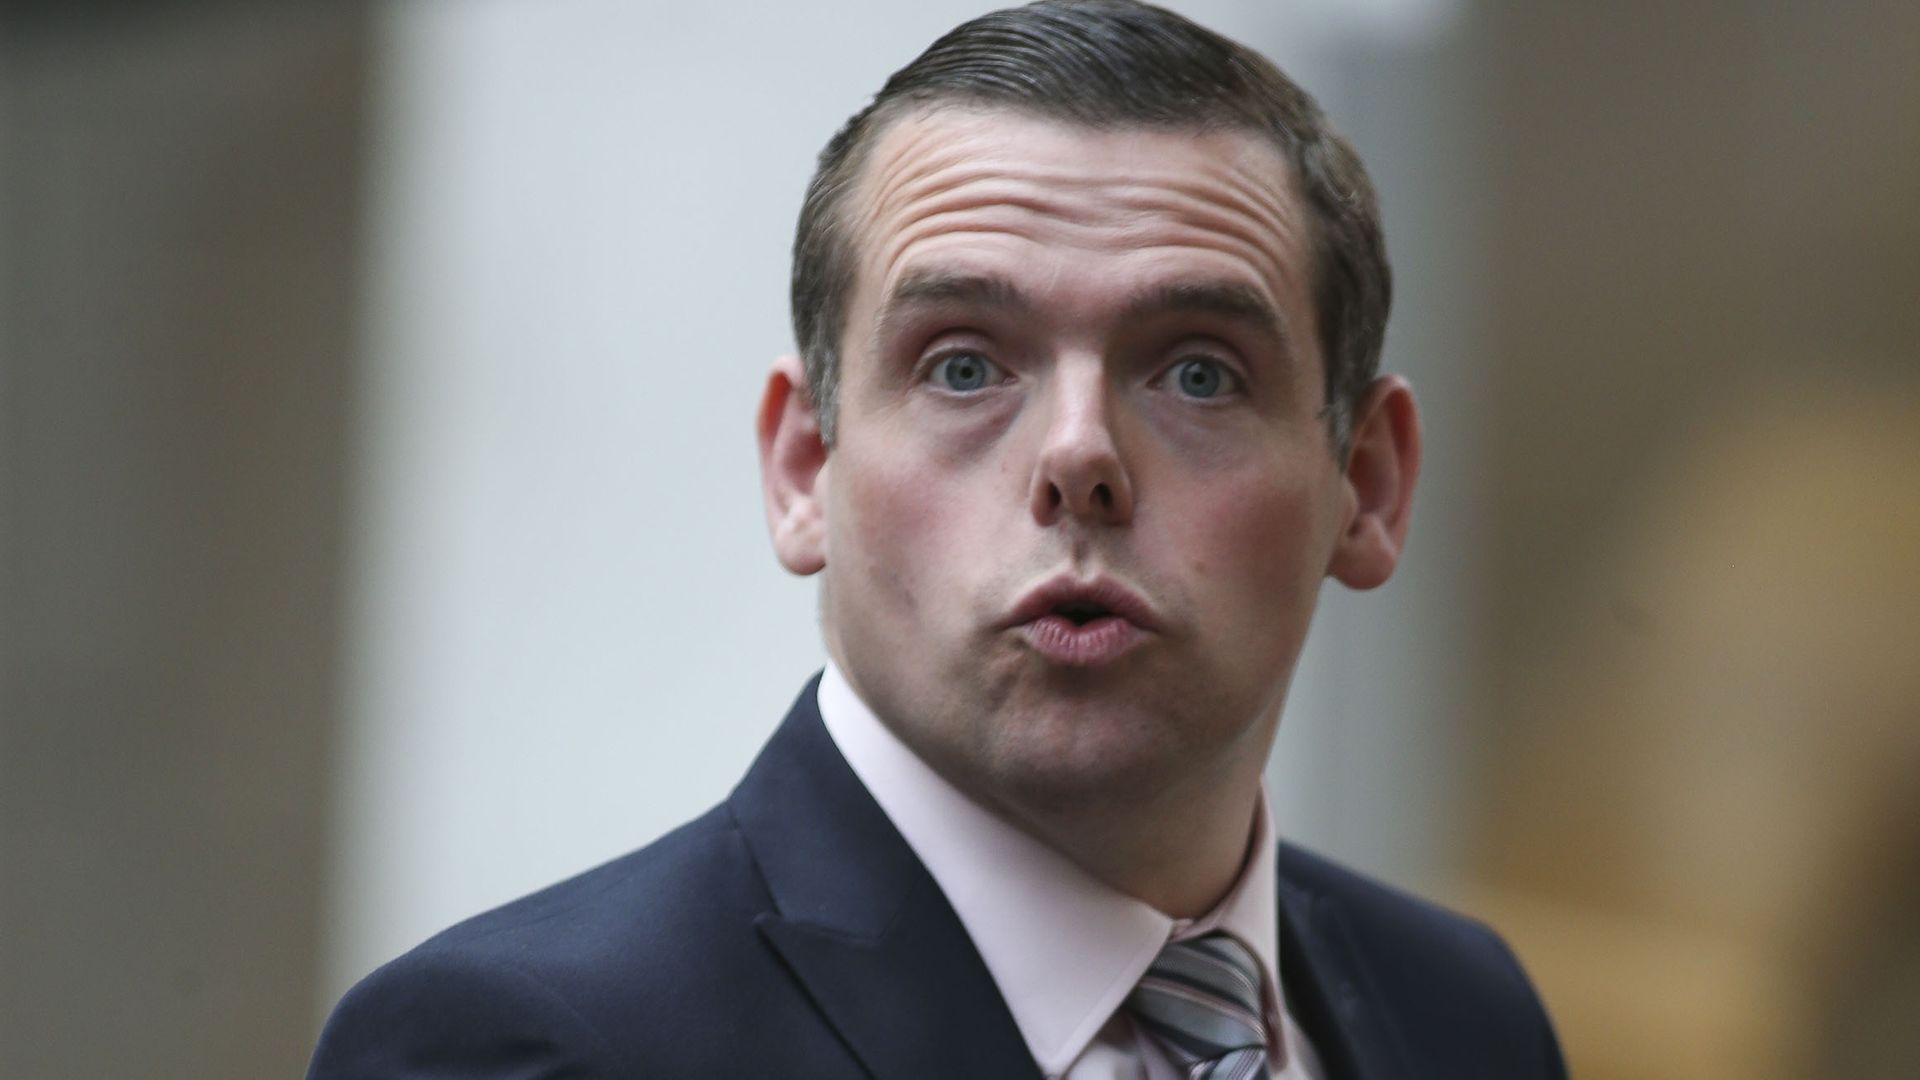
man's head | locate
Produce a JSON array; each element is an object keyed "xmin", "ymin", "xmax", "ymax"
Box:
[
  {"xmin": 758, "ymin": 0, "xmax": 1419, "ymax": 865},
  {"xmin": 792, "ymin": 0, "xmax": 1391, "ymax": 455}
]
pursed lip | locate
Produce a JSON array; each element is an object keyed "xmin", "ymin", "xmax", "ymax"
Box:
[{"xmin": 998, "ymin": 573, "xmax": 1161, "ymax": 632}]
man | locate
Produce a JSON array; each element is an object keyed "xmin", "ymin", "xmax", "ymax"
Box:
[{"xmin": 310, "ymin": 2, "xmax": 1566, "ymax": 1077}]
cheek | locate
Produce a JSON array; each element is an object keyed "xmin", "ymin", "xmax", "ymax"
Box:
[
  {"xmin": 1175, "ymin": 464, "xmax": 1332, "ymax": 632},
  {"xmin": 828, "ymin": 443, "xmax": 982, "ymax": 624}
]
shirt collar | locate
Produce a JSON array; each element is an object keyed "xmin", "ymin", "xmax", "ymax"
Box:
[{"xmin": 816, "ymin": 660, "xmax": 1283, "ymax": 1076}]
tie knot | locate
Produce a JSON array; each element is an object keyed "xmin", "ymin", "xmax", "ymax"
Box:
[{"xmin": 1126, "ymin": 932, "xmax": 1270, "ymax": 1078}]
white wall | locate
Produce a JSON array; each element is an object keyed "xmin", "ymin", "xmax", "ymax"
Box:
[{"xmin": 323, "ymin": 0, "xmax": 1476, "ymax": 1004}]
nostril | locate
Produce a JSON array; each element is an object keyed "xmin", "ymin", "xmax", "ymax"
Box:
[{"xmin": 1093, "ymin": 483, "xmax": 1112, "ymax": 510}]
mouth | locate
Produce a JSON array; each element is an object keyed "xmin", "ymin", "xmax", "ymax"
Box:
[
  {"xmin": 1052, "ymin": 599, "xmax": 1113, "ymax": 626},
  {"xmin": 1002, "ymin": 575, "xmax": 1157, "ymax": 666}
]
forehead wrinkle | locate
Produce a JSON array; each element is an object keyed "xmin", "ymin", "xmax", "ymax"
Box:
[
  {"xmin": 847, "ymin": 113, "xmax": 1318, "ymax": 349},
  {"xmin": 876, "ymin": 159, "xmax": 1293, "ymax": 239},
  {"xmin": 870, "ymin": 173, "xmax": 1296, "ymax": 278},
  {"xmin": 1108, "ymin": 181, "xmax": 1306, "ymax": 305},
  {"xmin": 862, "ymin": 126, "xmax": 1294, "ymax": 236}
]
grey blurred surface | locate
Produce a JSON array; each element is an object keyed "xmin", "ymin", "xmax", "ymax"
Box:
[{"xmin": 2, "ymin": 4, "xmax": 368, "ymax": 1077}]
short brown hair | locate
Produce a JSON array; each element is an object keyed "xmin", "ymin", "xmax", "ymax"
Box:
[{"xmin": 790, "ymin": 0, "xmax": 1390, "ymax": 453}]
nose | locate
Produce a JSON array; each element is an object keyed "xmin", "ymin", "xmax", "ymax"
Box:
[{"xmin": 1028, "ymin": 360, "xmax": 1135, "ymax": 526}]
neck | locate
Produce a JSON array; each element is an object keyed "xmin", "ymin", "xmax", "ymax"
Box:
[
  {"xmin": 995, "ymin": 767, "xmax": 1266, "ymax": 919},
  {"xmin": 821, "ymin": 650, "xmax": 1275, "ymax": 919}
]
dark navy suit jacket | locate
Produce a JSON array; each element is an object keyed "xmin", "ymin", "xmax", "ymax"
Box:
[{"xmin": 309, "ymin": 678, "xmax": 1567, "ymax": 1078}]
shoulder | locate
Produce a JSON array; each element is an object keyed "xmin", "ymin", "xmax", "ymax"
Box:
[
  {"xmin": 1280, "ymin": 842, "xmax": 1520, "ymax": 977},
  {"xmin": 1278, "ymin": 843, "xmax": 1568, "ymax": 1079},
  {"xmin": 307, "ymin": 938, "xmax": 626, "ymax": 1079},
  {"xmin": 307, "ymin": 804, "xmax": 801, "ymax": 1078}
]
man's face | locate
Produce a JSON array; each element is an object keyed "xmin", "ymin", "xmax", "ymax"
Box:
[{"xmin": 794, "ymin": 109, "xmax": 1361, "ymax": 813}]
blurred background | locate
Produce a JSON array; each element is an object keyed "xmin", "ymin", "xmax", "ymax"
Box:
[{"xmin": 3, "ymin": 0, "xmax": 1915, "ymax": 1076}]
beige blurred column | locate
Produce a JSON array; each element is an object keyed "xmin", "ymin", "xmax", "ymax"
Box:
[
  {"xmin": 1, "ymin": 4, "xmax": 368, "ymax": 1077},
  {"xmin": 1464, "ymin": 2, "xmax": 1920, "ymax": 1078}
]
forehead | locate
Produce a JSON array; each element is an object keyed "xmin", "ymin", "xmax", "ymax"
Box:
[{"xmin": 841, "ymin": 107, "xmax": 1315, "ymax": 331}]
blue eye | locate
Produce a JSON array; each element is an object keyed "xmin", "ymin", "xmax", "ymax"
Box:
[
  {"xmin": 1171, "ymin": 357, "xmax": 1232, "ymax": 399},
  {"xmin": 930, "ymin": 351, "xmax": 1000, "ymax": 392}
]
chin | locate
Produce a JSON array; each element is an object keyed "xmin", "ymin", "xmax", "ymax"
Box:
[{"xmin": 972, "ymin": 699, "xmax": 1201, "ymax": 811}]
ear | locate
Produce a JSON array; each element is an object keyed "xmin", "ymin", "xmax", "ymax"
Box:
[
  {"xmin": 1327, "ymin": 375, "xmax": 1421, "ymax": 590},
  {"xmin": 757, "ymin": 354, "xmax": 829, "ymax": 575}
]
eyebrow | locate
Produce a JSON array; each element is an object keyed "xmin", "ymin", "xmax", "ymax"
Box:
[
  {"xmin": 875, "ymin": 271, "xmax": 1032, "ymax": 345},
  {"xmin": 1124, "ymin": 279, "xmax": 1292, "ymax": 355},
  {"xmin": 874, "ymin": 269, "xmax": 1292, "ymax": 355}
]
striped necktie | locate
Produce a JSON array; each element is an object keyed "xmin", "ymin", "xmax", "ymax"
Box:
[{"xmin": 1126, "ymin": 932, "xmax": 1272, "ymax": 1080}]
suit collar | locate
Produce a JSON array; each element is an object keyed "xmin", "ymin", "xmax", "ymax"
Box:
[
  {"xmin": 821, "ymin": 659, "xmax": 1177, "ymax": 1074},
  {"xmin": 728, "ymin": 676, "xmax": 1042, "ymax": 1080},
  {"xmin": 1275, "ymin": 845, "xmax": 1418, "ymax": 1080},
  {"xmin": 728, "ymin": 678, "xmax": 1419, "ymax": 1080}
]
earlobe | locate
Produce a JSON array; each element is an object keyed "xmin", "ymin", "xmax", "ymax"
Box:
[
  {"xmin": 756, "ymin": 354, "xmax": 829, "ymax": 576},
  {"xmin": 1327, "ymin": 375, "xmax": 1421, "ymax": 590}
]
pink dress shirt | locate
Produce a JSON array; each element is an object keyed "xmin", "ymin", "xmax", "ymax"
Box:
[{"xmin": 817, "ymin": 662, "xmax": 1324, "ymax": 1080}]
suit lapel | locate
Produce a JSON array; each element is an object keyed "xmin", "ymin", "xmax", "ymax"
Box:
[
  {"xmin": 1275, "ymin": 846, "xmax": 1417, "ymax": 1080},
  {"xmin": 729, "ymin": 678, "xmax": 1042, "ymax": 1080},
  {"xmin": 732, "ymin": 679, "xmax": 1426, "ymax": 1080}
]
